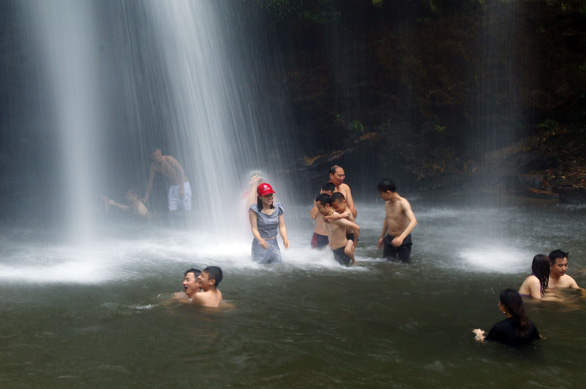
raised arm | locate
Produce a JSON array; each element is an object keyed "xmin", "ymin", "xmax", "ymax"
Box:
[{"xmin": 279, "ymin": 214, "xmax": 289, "ymax": 248}]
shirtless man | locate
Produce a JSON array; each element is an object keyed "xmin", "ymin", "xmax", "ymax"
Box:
[
  {"xmin": 315, "ymin": 194, "xmax": 360, "ymax": 267},
  {"xmin": 310, "ymin": 182, "xmax": 335, "ymax": 249},
  {"xmin": 142, "ymin": 148, "xmax": 192, "ymax": 211},
  {"xmin": 174, "ymin": 268, "xmax": 202, "ymax": 303},
  {"xmin": 548, "ymin": 249, "xmax": 581, "ymax": 289},
  {"xmin": 329, "ymin": 165, "xmax": 357, "ymax": 219},
  {"xmin": 192, "ymin": 266, "xmax": 223, "ymax": 308},
  {"xmin": 102, "ymin": 189, "xmax": 149, "ymax": 219},
  {"xmin": 377, "ymin": 179, "xmax": 417, "ymax": 263}
]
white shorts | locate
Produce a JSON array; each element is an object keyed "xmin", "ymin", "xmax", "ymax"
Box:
[{"xmin": 168, "ymin": 181, "xmax": 192, "ymax": 211}]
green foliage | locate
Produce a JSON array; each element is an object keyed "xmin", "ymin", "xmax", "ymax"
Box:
[
  {"xmin": 537, "ymin": 119, "xmax": 557, "ymax": 131},
  {"xmin": 248, "ymin": 0, "xmax": 341, "ymax": 24},
  {"xmin": 349, "ymin": 120, "xmax": 365, "ymax": 135},
  {"xmin": 434, "ymin": 124, "xmax": 446, "ymax": 134}
]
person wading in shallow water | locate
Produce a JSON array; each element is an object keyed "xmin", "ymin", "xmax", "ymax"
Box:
[
  {"xmin": 142, "ymin": 147, "xmax": 192, "ymax": 212},
  {"xmin": 248, "ymin": 183, "xmax": 289, "ymax": 264},
  {"xmin": 473, "ymin": 288, "xmax": 541, "ymax": 346},
  {"xmin": 329, "ymin": 165, "xmax": 357, "ymax": 219},
  {"xmin": 377, "ymin": 178, "xmax": 417, "ymax": 263}
]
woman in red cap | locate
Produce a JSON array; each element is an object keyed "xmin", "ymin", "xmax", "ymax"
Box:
[{"xmin": 248, "ymin": 183, "xmax": 289, "ymax": 264}]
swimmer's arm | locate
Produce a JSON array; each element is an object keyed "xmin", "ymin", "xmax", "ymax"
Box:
[
  {"xmin": 143, "ymin": 164, "xmax": 156, "ymax": 203},
  {"xmin": 310, "ymin": 204, "xmax": 320, "ymax": 219},
  {"xmin": 568, "ymin": 276, "xmax": 580, "ymax": 289},
  {"xmin": 526, "ymin": 277, "xmax": 543, "ymax": 299},
  {"xmin": 172, "ymin": 292, "xmax": 192, "ymax": 304},
  {"xmin": 279, "ymin": 214, "xmax": 289, "ymax": 248},
  {"xmin": 344, "ymin": 185, "xmax": 357, "ymax": 219},
  {"xmin": 336, "ymin": 219, "xmax": 360, "ymax": 246},
  {"xmin": 325, "ymin": 208, "xmax": 352, "ymax": 222},
  {"xmin": 108, "ymin": 199, "xmax": 129, "ymax": 211},
  {"xmin": 249, "ymin": 210, "xmax": 268, "ymax": 248},
  {"xmin": 378, "ymin": 216, "xmax": 388, "ymax": 249}
]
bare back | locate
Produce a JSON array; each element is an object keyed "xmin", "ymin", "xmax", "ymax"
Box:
[{"xmin": 193, "ymin": 289, "xmax": 223, "ymax": 308}]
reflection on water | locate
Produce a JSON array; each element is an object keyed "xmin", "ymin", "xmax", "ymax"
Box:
[{"xmin": 1, "ymin": 201, "xmax": 585, "ymax": 387}]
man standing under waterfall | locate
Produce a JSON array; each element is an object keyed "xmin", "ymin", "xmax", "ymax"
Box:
[
  {"xmin": 142, "ymin": 148, "xmax": 192, "ymax": 211},
  {"xmin": 329, "ymin": 165, "xmax": 357, "ymax": 219},
  {"xmin": 377, "ymin": 178, "xmax": 417, "ymax": 263}
]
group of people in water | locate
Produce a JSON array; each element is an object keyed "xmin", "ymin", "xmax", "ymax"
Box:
[
  {"xmin": 473, "ymin": 249, "xmax": 582, "ymax": 346},
  {"xmin": 100, "ymin": 148, "xmax": 582, "ymax": 347},
  {"xmin": 247, "ymin": 165, "xmax": 418, "ymax": 267}
]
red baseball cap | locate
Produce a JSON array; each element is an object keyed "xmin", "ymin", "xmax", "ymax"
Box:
[{"xmin": 257, "ymin": 183, "xmax": 275, "ymax": 196}]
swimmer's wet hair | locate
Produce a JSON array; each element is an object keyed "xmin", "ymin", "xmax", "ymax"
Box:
[
  {"xmin": 321, "ymin": 182, "xmax": 336, "ymax": 193},
  {"xmin": 331, "ymin": 192, "xmax": 345, "ymax": 202},
  {"xmin": 204, "ymin": 266, "xmax": 223, "ymax": 287},
  {"xmin": 329, "ymin": 165, "xmax": 342, "ymax": 175},
  {"xmin": 315, "ymin": 193, "xmax": 331, "ymax": 206},
  {"xmin": 549, "ymin": 249, "xmax": 569, "ymax": 264},
  {"xmin": 184, "ymin": 268, "xmax": 202, "ymax": 277},
  {"xmin": 378, "ymin": 178, "xmax": 397, "ymax": 193}
]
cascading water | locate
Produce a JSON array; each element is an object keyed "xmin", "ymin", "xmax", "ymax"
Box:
[{"xmin": 26, "ymin": 0, "xmax": 104, "ymax": 243}]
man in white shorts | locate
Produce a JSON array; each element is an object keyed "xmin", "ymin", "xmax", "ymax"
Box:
[{"xmin": 142, "ymin": 148, "xmax": 192, "ymax": 211}]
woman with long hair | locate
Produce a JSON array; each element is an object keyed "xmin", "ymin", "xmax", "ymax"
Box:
[
  {"xmin": 518, "ymin": 254, "xmax": 550, "ymax": 299},
  {"xmin": 248, "ymin": 183, "xmax": 289, "ymax": 264},
  {"xmin": 473, "ymin": 288, "xmax": 540, "ymax": 346}
]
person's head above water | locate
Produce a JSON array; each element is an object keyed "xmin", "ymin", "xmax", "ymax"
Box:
[
  {"xmin": 256, "ymin": 183, "xmax": 276, "ymax": 210},
  {"xmin": 549, "ymin": 249, "xmax": 569, "ymax": 278},
  {"xmin": 125, "ymin": 188, "xmax": 140, "ymax": 202},
  {"xmin": 330, "ymin": 192, "xmax": 346, "ymax": 212},
  {"xmin": 149, "ymin": 147, "xmax": 162, "ymax": 162},
  {"xmin": 378, "ymin": 178, "xmax": 397, "ymax": 193},
  {"xmin": 183, "ymin": 268, "xmax": 202, "ymax": 298},
  {"xmin": 321, "ymin": 182, "xmax": 336, "ymax": 196},
  {"xmin": 499, "ymin": 288, "xmax": 530, "ymax": 336},
  {"xmin": 315, "ymin": 193, "xmax": 333, "ymax": 216},
  {"xmin": 329, "ymin": 165, "xmax": 346, "ymax": 187},
  {"xmin": 200, "ymin": 266, "xmax": 223, "ymax": 289},
  {"xmin": 531, "ymin": 254, "xmax": 550, "ymax": 292}
]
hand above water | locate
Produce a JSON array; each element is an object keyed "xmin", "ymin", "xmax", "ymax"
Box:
[{"xmin": 472, "ymin": 328, "xmax": 485, "ymax": 342}]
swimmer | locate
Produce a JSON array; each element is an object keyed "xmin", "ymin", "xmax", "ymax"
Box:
[
  {"xmin": 310, "ymin": 182, "xmax": 335, "ymax": 249},
  {"xmin": 192, "ymin": 266, "xmax": 223, "ymax": 308},
  {"xmin": 315, "ymin": 193, "xmax": 360, "ymax": 267},
  {"xmin": 101, "ymin": 189, "xmax": 149, "ymax": 219},
  {"xmin": 377, "ymin": 178, "xmax": 417, "ymax": 263},
  {"xmin": 473, "ymin": 289, "xmax": 541, "ymax": 346},
  {"xmin": 518, "ymin": 254, "xmax": 550, "ymax": 299},
  {"xmin": 173, "ymin": 268, "xmax": 202, "ymax": 303},
  {"xmin": 329, "ymin": 165, "xmax": 357, "ymax": 218},
  {"xmin": 143, "ymin": 147, "xmax": 191, "ymax": 212},
  {"xmin": 548, "ymin": 249, "xmax": 581, "ymax": 289},
  {"xmin": 324, "ymin": 192, "xmax": 358, "ymax": 263}
]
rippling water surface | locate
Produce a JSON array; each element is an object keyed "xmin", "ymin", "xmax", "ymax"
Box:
[{"xmin": 1, "ymin": 199, "xmax": 585, "ymax": 388}]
